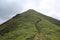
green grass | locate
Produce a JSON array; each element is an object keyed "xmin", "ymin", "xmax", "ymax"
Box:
[
  {"xmin": 38, "ymin": 19, "xmax": 60, "ymax": 40},
  {"xmin": 0, "ymin": 9, "xmax": 60, "ymax": 40}
]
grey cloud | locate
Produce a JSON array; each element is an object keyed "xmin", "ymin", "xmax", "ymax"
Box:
[
  {"xmin": 0, "ymin": 0, "xmax": 27, "ymax": 24},
  {"xmin": 0, "ymin": 0, "xmax": 23, "ymax": 20}
]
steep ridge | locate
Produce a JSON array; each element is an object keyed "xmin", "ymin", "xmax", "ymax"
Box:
[{"xmin": 0, "ymin": 9, "xmax": 60, "ymax": 40}]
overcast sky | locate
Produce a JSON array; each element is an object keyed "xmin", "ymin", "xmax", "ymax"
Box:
[{"xmin": 0, "ymin": 0, "xmax": 60, "ymax": 24}]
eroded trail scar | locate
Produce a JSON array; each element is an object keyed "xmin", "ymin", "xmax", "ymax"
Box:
[
  {"xmin": 35, "ymin": 19, "xmax": 42, "ymax": 33},
  {"xmin": 33, "ymin": 33, "xmax": 41, "ymax": 40},
  {"xmin": 33, "ymin": 19, "xmax": 42, "ymax": 40}
]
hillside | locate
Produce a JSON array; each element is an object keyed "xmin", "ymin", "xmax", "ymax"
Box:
[{"xmin": 0, "ymin": 9, "xmax": 60, "ymax": 40}]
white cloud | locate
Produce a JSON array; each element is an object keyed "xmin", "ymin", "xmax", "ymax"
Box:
[
  {"xmin": 37, "ymin": 0, "xmax": 55, "ymax": 13},
  {"xmin": 35, "ymin": 0, "xmax": 60, "ymax": 20}
]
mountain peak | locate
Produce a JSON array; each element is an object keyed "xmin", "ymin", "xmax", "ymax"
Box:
[
  {"xmin": 28, "ymin": 9, "xmax": 34, "ymax": 10},
  {"xmin": 26, "ymin": 9, "xmax": 37, "ymax": 12}
]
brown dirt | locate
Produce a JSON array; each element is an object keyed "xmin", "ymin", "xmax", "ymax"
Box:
[{"xmin": 33, "ymin": 33, "xmax": 42, "ymax": 40}]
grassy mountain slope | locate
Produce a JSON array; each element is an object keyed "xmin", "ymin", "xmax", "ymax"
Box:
[
  {"xmin": 0, "ymin": 9, "xmax": 60, "ymax": 40},
  {"xmin": 37, "ymin": 13, "xmax": 60, "ymax": 26}
]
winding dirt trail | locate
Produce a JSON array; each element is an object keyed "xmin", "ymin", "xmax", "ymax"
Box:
[{"xmin": 33, "ymin": 19, "xmax": 42, "ymax": 40}]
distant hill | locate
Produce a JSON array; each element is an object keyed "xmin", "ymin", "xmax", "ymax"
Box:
[{"xmin": 0, "ymin": 9, "xmax": 60, "ymax": 40}]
